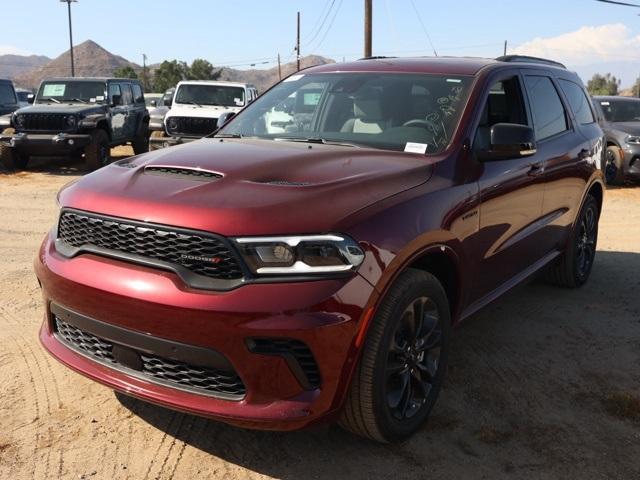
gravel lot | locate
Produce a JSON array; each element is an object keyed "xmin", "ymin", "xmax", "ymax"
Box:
[{"xmin": 1, "ymin": 149, "xmax": 639, "ymax": 479}]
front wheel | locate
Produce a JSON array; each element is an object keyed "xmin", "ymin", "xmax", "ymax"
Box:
[
  {"xmin": 84, "ymin": 129, "xmax": 110, "ymax": 171},
  {"xmin": 132, "ymin": 128, "xmax": 150, "ymax": 155},
  {"xmin": 0, "ymin": 128, "xmax": 29, "ymax": 170},
  {"xmin": 339, "ymin": 269, "xmax": 451, "ymax": 443},
  {"xmin": 604, "ymin": 146, "xmax": 624, "ymax": 185}
]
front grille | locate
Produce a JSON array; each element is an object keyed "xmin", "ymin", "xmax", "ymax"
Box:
[
  {"xmin": 20, "ymin": 113, "xmax": 73, "ymax": 132},
  {"xmin": 144, "ymin": 166, "xmax": 222, "ymax": 181},
  {"xmin": 57, "ymin": 210, "xmax": 244, "ymax": 281},
  {"xmin": 54, "ymin": 316, "xmax": 246, "ymax": 398},
  {"xmin": 249, "ymin": 338, "xmax": 321, "ymax": 389},
  {"xmin": 167, "ymin": 116, "xmax": 217, "ymax": 136}
]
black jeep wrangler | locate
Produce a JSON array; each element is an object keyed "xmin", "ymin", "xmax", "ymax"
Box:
[{"xmin": 0, "ymin": 77, "xmax": 149, "ymax": 170}]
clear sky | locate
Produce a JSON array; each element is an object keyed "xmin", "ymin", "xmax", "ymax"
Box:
[{"xmin": 3, "ymin": 0, "xmax": 640, "ymax": 85}]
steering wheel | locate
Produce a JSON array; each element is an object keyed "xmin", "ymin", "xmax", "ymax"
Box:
[{"xmin": 402, "ymin": 119, "xmax": 433, "ymax": 129}]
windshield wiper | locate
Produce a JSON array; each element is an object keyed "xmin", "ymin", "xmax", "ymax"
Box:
[
  {"xmin": 45, "ymin": 97, "xmax": 61, "ymax": 104},
  {"xmin": 70, "ymin": 97, "xmax": 87, "ymax": 104},
  {"xmin": 274, "ymin": 136, "xmax": 360, "ymax": 148},
  {"xmin": 185, "ymin": 101, "xmax": 202, "ymax": 108}
]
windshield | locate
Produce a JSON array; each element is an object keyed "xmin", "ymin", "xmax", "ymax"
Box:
[
  {"xmin": 0, "ymin": 84, "xmax": 17, "ymax": 104},
  {"xmin": 220, "ymin": 72, "xmax": 472, "ymax": 153},
  {"xmin": 598, "ymin": 99, "xmax": 640, "ymax": 123},
  {"xmin": 175, "ymin": 84, "xmax": 245, "ymax": 107},
  {"xmin": 145, "ymin": 94, "xmax": 162, "ymax": 107},
  {"xmin": 36, "ymin": 81, "xmax": 106, "ymax": 104},
  {"xmin": 16, "ymin": 91, "xmax": 30, "ymax": 102}
]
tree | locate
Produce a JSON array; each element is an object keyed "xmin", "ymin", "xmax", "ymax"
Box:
[
  {"xmin": 586, "ymin": 73, "xmax": 621, "ymax": 96},
  {"xmin": 186, "ymin": 58, "xmax": 222, "ymax": 81},
  {"xmin": 153, "ymin": 60, "xmax": 188, "ymax": 92},
  {"xmin": 113, "ymin": 65, "xmax": 138, "ymax": 79}
]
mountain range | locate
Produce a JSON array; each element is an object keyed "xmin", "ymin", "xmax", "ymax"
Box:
[{"xmin": 1, "ymin": 40, "xmax": 334, "ymax": 94}]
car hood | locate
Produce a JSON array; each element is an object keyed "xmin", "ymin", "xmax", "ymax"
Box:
[
  {"xmin": 608, "ymin": 121, "xmax": 640, "ymax": 136},
  {"xmin": 17, "ymin": 104, "xmax": 105, "ymax": 115},
  {"xmin": 167, "ymin": 104, "xmax": 242, "ymax": 119},
  {"xmin": 60, "ymin": 138, "xmax": 433, "ymax": 236}
]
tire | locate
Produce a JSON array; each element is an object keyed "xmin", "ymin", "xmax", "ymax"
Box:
[
  {"xmin": 604, "ymin": 146, "xmax": 624, "ymax": 185},
  {"xmin": 0, "ymin": 128, "xmax": 29, "ymax": 170},
  {"xmin": 149, "ymin": 130, "xmax": 166, "ymax": 151},
  {"xmin": 546, "ymin": 194, "xmax": 599, "ymax": 288},
  {"xmin": 132, "ymin": 128, "xmax": 150, "ymax": 155},
  {"xmin": 84, "ymin": 129, "xmax": 110, "ymax": 171},
  {"xmin": 339, "ymin": 269, "xmax": 451, "ymax": 443}
]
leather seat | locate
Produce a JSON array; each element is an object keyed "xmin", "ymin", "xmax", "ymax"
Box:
[{"xmin": 341, "ymin": 88, "xmax": 390, "ymax": 133}]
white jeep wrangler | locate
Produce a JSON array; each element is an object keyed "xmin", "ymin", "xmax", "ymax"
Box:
[{"xmin": 149, "ymin": 80, "xmax": 258, "ymax": 150}]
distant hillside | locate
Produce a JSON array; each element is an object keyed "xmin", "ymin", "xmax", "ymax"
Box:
[
  {"xmin": 0, "ymin": 54, "xmax": 50, "ymax": 83},
  {"xmin": 218, "ymin": 55, "xmax": 335, "ymax": 93},
  {"xmin": 14, "ymin": 40, "xmax": 140, "ymax": 89}
]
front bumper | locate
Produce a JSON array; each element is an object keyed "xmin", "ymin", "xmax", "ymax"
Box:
[
  {"xmin": 621, "ymin": 144, "xmax": 640, "ymax": 179},
  {"xmin": 35, "ymin": 232, "xmax": 375, "ymax": 430},
  {"xmin": 148, "ymin": 135, "xmax": 198, "ymax": 149},
  {"xmin": 0, "ymin": 132, "xmax": 92, "ymax": 154}
]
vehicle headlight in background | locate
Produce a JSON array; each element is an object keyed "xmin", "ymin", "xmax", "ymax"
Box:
[
  {"xmin": 234, "ymin": 234, "xmax": 365, "ymax": 275},
  {"xmin": 167, "ymin": 117, "xmax": 178, "ymax": 132},
  {"xmin": 14, "ymin": 114, "xmax": 25, "ymax": 128}
]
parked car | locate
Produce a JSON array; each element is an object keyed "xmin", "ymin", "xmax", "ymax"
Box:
[
  {"xmin": 144, "ymin": 93, "xmax": 163, "ymax": 109},
  {"xmin": 36, "ymin": 55, "xmax": 604, "ymax": 443},
  {"xmin": 15, "ymin": 88, "xmax": 33, "ymax": 108},
  {"xmin": 147, "ymin": 87, "xmax": 174, "ymax": 138},
  {"xmin": 592, "ymin": 95, "xmax": 640, "ymax": 184},
  {"xmin": 148, "ymin": 80, "xmax": 258, "ymax": 150},
  {"xmin": 0, "ymin": 78, "xmax": 20, "ymax": 116},
  {"xmin": 0, "ymin": 77, "xmax": 149, "ymax": 170}
]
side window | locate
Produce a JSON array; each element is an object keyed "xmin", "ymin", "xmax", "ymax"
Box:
[
  {"xmin": 474, "ymin": 77, "xmax": 527, "ymax": 150},
  {"xmin": 524, "ymin": 76, "xmax": 568, "ymax": 141},
  {"xmin": 109, "ymin": 83, "xmax": 122, "ymax": 105},
  {"xmin": 120, "ymin": 84, "xmax": 133, "ymax": 105},
  {"xmin": 559, "ymin": 79, "xmax": 595, "ymax": 125},
  {"xmin": 132, "ymin": 84, "xmax": 144, "ymax": 104}
]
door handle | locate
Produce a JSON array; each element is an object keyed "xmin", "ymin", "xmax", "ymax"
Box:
[{"xmin": 527, "ymin": 161, "xmax": 544, "ymax": 176}]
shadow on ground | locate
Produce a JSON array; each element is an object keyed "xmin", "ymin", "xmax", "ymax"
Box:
[{"xmin": 115, "ymin": 250, "xmax": 640, "ymax": 479}]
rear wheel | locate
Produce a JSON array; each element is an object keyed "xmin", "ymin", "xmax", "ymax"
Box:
[
  {"xmin": 339, "ymin": 269, "xmax": 451, "ymax": 443},
  {"xmin": 0, "ymin": 128, "xmax": 29, "ymax": 169},
  {"xmin": 546, "ymin": 194, "xmax": 599, "ymax": 288},
  {"xmin": 149, "ymin": 130, "xmax": 167, "ymax": 151},
  {"xmin": 604, "ymin": 146, "xmax": 624, "ymax": 185},
  {"xmin": 84, "ymin": 129, "xmax": 110, "ymax": 171},
  {"xmin": 132, "ymin": 127, "xmax": 150, "ymax": 155}
]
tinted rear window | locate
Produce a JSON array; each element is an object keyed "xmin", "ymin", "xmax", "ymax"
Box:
[
  {"xmin": 559, "ymin": 79, "xmax": 594, "ymax": 125},
  {"xmin": 0, "ymin": 83, "xmax": 17, "ymax": 104}
]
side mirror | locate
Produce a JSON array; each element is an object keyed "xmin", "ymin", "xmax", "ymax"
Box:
[
  {"xmin": 27, "ymin": 94, "xmax": 35, "ymax": 104},
  {"xmin": 111, "ymin": 94, "xmax": 121, "ymax": 107},
  {"xmin": 217, "ymin": 111, "xmax": 236, "ymax": 128},
  {"xmin": 150, "ymin": 99, "xmax": 157, "ymax": 107},
  {"xmin": 477, "ymin": 123, "xmax": 537, "ymax": 161}
]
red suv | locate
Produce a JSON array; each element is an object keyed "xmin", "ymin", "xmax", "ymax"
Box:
[{"xmin": 36, "ymin": 56, "xmax": 605, "ymax": 443}]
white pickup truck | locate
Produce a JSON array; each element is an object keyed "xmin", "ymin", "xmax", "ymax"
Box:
[{"xmin": 149, "ymin": 80, "xmax": 258, "ymax": 150}]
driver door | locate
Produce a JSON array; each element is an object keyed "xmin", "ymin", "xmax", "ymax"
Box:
[{"xmin": 109, "ymin": 82, "xmax": 126, "ymax": 142}]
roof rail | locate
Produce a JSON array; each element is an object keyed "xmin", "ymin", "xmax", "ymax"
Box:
[
  {"xmin": 496, "ymin": 55, "xmax": 566, "ymax": 69},
  {"xmin": 358, "ymin": 56, "xmax": 397, "ymax": 61}
]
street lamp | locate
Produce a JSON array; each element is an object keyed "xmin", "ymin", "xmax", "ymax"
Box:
[{"xmin": 60, "ymin": 0, "xmax": 77, "ymax": 77}]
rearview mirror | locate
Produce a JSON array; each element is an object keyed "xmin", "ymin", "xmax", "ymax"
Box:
[
  {"xmin": 27, "ymin": 94, "xmax": 35, "ymax": 104},
  {"xmin": 217, "ymin": 111, "xmax": 236, "ymax": 128},
  {"xmin": 477, "ymin": 123, "xmax": 536, "ymax": 161},
  {"xmin": 111, "ymin": 94, "xmax": 121, "ymax": 107},
  {"xmin": 150, "ymin": 99, "xmax": 157, "ymax": 107}
]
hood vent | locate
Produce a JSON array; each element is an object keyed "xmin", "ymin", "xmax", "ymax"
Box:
[
  {"xmin": 144, "ymin": 166, "xmax": 223, "ymax": 182},
  {"xmin": 260, "ymin": 180, "xmax": 311, "ymax": 186}
]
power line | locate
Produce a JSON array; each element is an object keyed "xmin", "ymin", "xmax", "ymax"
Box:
[
  {"xmin": 302, "ymin": 0, "xmax": 334, "ymax": 45},
  {"xmin": 409, "ymin": 0, "xmax": 438, "ymax": 56},
  {"xmin": 308, "ymin": 0, "xmax": 344, "ymax": 53}
]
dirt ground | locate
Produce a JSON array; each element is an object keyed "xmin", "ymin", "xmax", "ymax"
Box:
[{"xmin": 1, "ymin": 149, "xmax": 639, "ymax": 479}]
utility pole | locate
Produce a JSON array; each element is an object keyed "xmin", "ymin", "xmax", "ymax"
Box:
[
  {"xmin": 296, "ymin": 11, "xmax": 301, "ymax": 72},
  {"xmin": 364, "ymin": 0, "xmax": 372, "ymax": 58},
  {"xmin": 278, "ymin": 53, "xmax": 282, "ymax": 80},
  {"xmin": 503, "ymin": 40, "xmax": 508, "ymax": 56},
  {"xmin": 142, "ymin": 53, "xmax": 148, "ymax": 91},
  {"xmin": 60, "ymin": 0, "xmax": 77, "ymax": 77}
]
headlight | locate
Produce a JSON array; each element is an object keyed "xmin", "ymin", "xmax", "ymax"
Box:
[
  {"xmin": 234, "ymin": 234, "xmax": 365, "ymax": 275},
  {"xmin": 66, "ymin": 115, "xmax": 77, "ymax": 127},
  {"xmin": 14, "ymin": 114, "xmax": 25, "ymax": 128},
  {"xmin": 626, "ymin": 135, "xmax": 640, "ymax": 145},
  {"xmin": 167, "ymin": 117, "xmax": 178, "ymax": 132}
]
